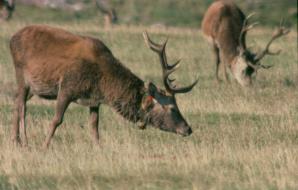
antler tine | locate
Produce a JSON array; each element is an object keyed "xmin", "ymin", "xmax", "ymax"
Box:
[
  {"xmin": 244, "ymin": 13, "xmax": 257, "ymax": 28},
  {"xmin": 143, "ymin": 31, "xmax": 198, "ymax": 94},
  {"xmin": 246, "ymin": 12, "xmax": 257, "ymax": 20},
  {"xmin": 260, "ymin": 65, "xmax": 273, "ymax": 69},
  {"xmin": 244, "ymin": 22, "xmax": 259, "ymax": 32},
  {"xmin": 254, "ymin": 20, "xmax": 290, "ymax": 62},
  {"xmin": 246, "ymin": 61, "xmax": 260, "ymax": 70},
  {"xmin": 246, "ymin": 60, "xmax": 273, "ymax": 70},
  {"xmin": 143, "ymin": 31, "xmax": 163, "ymax": 52},
  {"xmin": 172, "ymin": 79, "xmax": 199, "ymax": 94},
  {"xmin": 239, "ymin": 13, "xmax": 258, "ymax": 51},
  {"xmin": 163, "ymin": 74, "xmax": 199, "ymax": 94},
  {"xmin": 143, "ymin": 31, "xmax": 179, "ymax": 71},
  {"xmin": 163, "ymin": 66, "xmax": 199, "ymax": 94},
  {"xmin": 167, "ymin": 59, "xmax": 181, "ymax": 70}
]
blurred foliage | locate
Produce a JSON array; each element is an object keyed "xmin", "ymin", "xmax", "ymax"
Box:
[{"xmin": 12, "ymin": 0, "xmax": 298, "ymax": 27}]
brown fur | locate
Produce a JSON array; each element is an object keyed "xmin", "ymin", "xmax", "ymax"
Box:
[
  {"xmin": 202, "ymin": 0, "xmax": 246, "ymax": 62},
  {"xmin": 202, "ymin": 0, "xmax": 252, "ymax": 85},
  {"xmin": 202, "ymin": 0, "xmax": 289, "ymax": 86},
  {"xmin": 10, "ymin": 25, "xmax": 193, "ymax": 148}
]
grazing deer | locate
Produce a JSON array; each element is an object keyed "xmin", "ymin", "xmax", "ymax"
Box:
[
  {"xmin": 10, "ymin": 25, "xmax": 198, "ymax": 148},
  {"xmin": 94, "ymin": 0, "xmax": 117, "ymax": 28},
  {"xmin": 0, "ymin": 0, "xmax": 14, "ymax": 21},
  {"xmin": 201, "ymin": 0, "xmax": 289, "ymax": 86}
]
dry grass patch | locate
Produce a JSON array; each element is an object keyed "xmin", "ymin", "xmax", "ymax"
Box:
[{"xmin": 0, "ymin": 21, "xmax": 297, "ymax": 190}]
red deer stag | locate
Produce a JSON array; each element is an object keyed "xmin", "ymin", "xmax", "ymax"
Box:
[
  {"xmin": 201, "ymin": 0, "xmax": 289, "ymax": 86},
  {"xmin": 0, "ymin": 0, "xmax": 14, "ymax": 20},
  {"xmin": 10, "ymin": 25, "xmax": 198, "ymax": 148}
]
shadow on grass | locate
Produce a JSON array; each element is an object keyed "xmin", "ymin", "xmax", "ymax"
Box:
[
  {"xmin": 4, "ymin": 171, "xmax": 280, "ymax": 190},
  {"xmin": 2, "ymin": 173, "xmax": 193, "ymax": 190},
  {"xmin": 1, "ymin": 175, "xmax": 58, "ymax": 190}
]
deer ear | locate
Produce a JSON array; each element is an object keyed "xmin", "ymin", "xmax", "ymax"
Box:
[
  {"xmin": 142, "ymin": 94, "xmax": 155, "ymax": 111},
  {"xmin": 145, "ymin": 82, "xmax": 158, "ymax": 96},
  {"xmin": 142, "ymin": 82, "xmax": 157, "ymax": 110}
]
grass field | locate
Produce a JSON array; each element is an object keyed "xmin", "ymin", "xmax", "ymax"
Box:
[{"xmin": 0, "ymin": 20, "xmax": 297, "ymax": 189}]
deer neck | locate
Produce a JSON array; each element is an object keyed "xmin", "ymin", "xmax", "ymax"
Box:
[
  {"xmin": 230, "ymin": 54, "xmax": 252, "ymax": 86},
  {"xmin": 220, "ymin": 43, "xmax": 240, "ymax": 67},
  {"xmin": 100, "ymin": 61, "xmax": 147, "ymax": 123},
  {"xmin": 109, "ymin": 83, "xmax": 146, "ymax": 123},
  {"xmin": 220, "ymin": 44, "xmax": 251, "ymax": 86}
]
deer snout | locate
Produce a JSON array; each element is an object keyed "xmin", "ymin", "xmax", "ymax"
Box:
[{"xmin": 176, "ymin": 125, "xmax": 192, "ymax": 136}]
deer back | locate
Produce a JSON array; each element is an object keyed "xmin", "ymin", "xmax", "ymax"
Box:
[{"xmin": 202, "ymin": 0, "xmax": 246, "ymax": 63}]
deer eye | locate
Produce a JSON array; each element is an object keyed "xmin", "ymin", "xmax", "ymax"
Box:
[{"xmin": 159, "ymin": 89, "xmax": 166, "ymax": 95}]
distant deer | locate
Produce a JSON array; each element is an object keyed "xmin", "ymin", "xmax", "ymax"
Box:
[
  {"xmin": 0, "ymin": 0, "xmax": 14, "ymax": 20},
  {"xmin": 10, "ymin": 25, "xmax": 198, "ymax": 148},
  {"xmin": 94, "ymin": 0, "xmax": 117, "ymax": 28},
  {"xmin": 201, "ymin": 0, "xmax": 289, "ymax": 86}
]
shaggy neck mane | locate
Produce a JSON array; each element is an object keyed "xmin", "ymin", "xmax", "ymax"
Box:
[{"xmin": 99, "ymin": 58, "xmax": 145, "ymax": 123}]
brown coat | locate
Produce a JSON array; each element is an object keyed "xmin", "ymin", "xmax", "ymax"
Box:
[
  {"xmin": 202, "ymin": 0, "xmax": 246, "ymax": 64},
  {"xmin": 11, "ymin": 25, "xmax": 144, "ymax": 118},
  {"xmin": 10, "ymin": 25, "xmax": 194, "ymax": 148},
  {"xmin": 201, "ymin": 0, "xmax": 289, "ymax": 86}
]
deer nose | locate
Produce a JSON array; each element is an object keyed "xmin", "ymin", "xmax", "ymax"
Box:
[
  {"xmin": 187, "ymin": 127, "xmax": 192, "ymax": 135},
  {"xmin": 176, "ymin": 126, "xmax": 192, "ymax": 136}
]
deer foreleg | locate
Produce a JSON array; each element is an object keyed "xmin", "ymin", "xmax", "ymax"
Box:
[
  {"xmin": 43, "ymin": 92, "xmax": 71, "ymax": 149},
  {"xmin": 89, "ymin": 106, "xmax": 100, "ymax": 145}
]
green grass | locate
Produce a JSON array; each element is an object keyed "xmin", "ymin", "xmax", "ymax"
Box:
[
  {"xmin": 0, "ymin": 19, "xmax": 297, "ymax": 189},
  {"xmin": 9, "ymin": 1, "xmax": 298, "ymax": 27}
]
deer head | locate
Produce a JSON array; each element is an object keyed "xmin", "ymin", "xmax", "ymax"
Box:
[
  {"xmin": 140, "ymin": 32, "xmax": 198, "ymax": 136},
  {"xmin": 233, "ymin": 14, "xmax": 290, "ymax": 86},
  {"xmin": 1, "ymin": 0, "xmax": 14, "ymax": 20}
]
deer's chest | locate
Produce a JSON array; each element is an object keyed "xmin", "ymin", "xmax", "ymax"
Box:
[{"xmin": 75, "ymin": 94, "xmax": 105, "ymax": 107}]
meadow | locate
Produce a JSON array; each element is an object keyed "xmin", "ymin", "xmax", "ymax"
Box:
[{"xmin": 0, "ymin": 20, "xmax": 297, "ymax": 189}]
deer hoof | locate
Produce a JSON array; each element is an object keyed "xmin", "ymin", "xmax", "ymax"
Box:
[{"xmin": 137, "ymin": 122, "xmax": 147, "ymax": 130}]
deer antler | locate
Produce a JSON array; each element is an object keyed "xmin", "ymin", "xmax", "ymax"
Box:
[
  {"xmin": 245, "ymin": 59, "xmax": 273, "ymax": 71},
  {"xmin": 254, "ymin": 20, "xmax": 290, "ymax": 62},
  {"xmin": 239, "ymin": 13, "xmax": 259, "ymax": 52},
  {"xmin": 143, "ymin": 32, "xmax": 198, "ymax": 94}
]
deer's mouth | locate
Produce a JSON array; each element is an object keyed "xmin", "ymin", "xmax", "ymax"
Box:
[
  {"xmin": 154, "ymin": 124, "xmax": 192, "ymax": 137},
  {"xmin": 176, "ymin": 126, "xmax": 192, "ymax": 136}
]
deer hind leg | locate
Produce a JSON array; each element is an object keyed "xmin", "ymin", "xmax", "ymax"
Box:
[
  {"xmin": 223, "ymin": 62, "xmax": 230, "ymax": 83},
  {"xmin": 213, "ymin": 44, "xmax": 221, "ymax": 82},
  {"xmin": 12, "ymin": 85, "xmax": 30, "ymax": 146},
  {"xmin": 19, "ymin": 88, "xmax": 31, "ymax": 147},
  {"xmin": 89, "ymin": 106, "xmax": 100, "ymax": 145},
  {"xmin": 218, "ymin": 51, "xmax": 230, "ymax": 83},
  {"xmin": 22, "ymin": 91, "xmax": 34, "ymax": 146},
  {"xmin": 12, "ymin": 66, "xmax": 31, "ymax": 147},
  {"xmin": 43, "ymin": 91, "xmax": 71, "ymax": 149}
]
